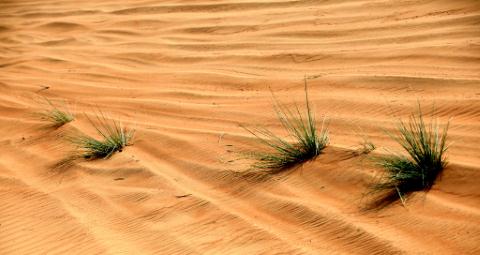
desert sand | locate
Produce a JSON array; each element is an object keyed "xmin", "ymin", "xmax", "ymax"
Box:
[{"xmin": 1, "ymin": 0, "xmax": 480, "ymax": 254}]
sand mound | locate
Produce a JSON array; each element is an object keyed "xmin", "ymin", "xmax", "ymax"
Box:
[
  {"xmin": 36, "ymin": 22, "xmax": 88, "ymax": 32},
  {"xmin": 1, "ymin": 0, "xmax": 479, "ymax": 254}
]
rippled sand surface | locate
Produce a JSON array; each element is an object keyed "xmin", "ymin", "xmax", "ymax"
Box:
[{"xmin": 1, "ymin": 0, "xmax": 479, "ymax": 254}]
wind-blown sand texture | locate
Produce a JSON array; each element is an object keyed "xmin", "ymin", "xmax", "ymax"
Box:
[{"xmin": 1, "ymin": 0, "xmax": 480, "ymax": 254}]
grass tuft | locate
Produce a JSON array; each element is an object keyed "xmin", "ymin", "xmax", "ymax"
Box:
[
  {"xmin": 243, "ymin": 78, "xmax": 329, "ymax": 173},
  {"xmin": 71, "ymin": 113, "xmax": 134, "ymax": 160},
  {"xmin": 375, "ymin": 106, "xmax": 449, "ymax": 206},
  {"xmin": 38, "ymin": 98, "xmax": 74, "ymax": 127}
]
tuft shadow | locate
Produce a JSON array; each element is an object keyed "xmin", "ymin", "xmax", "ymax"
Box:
[
  {"xmin": 243, "ymin": 163, "xmax": 304, "ymax": 182},
  {"xmin": 51, "ymin": 155, "xmax": 82, "ymax": 173},
  {"xmin": 361, "ymin": 189, "xmax": 411, "ymax": 212},
  {"xmin": 215, "ymin": 162, "xmax": 306, "ymax": 186},
  {"xmin": 361, "ymin": 177, "xmax": 441, "ymax": 212},
  {"xmin": 51, "ymin": 153, "xmax": 112, "ymax": 174}
]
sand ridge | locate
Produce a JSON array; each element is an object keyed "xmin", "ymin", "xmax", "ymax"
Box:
[{"xmin": 1, "ymin": 0, "xmax": 480, "ymax": 254}]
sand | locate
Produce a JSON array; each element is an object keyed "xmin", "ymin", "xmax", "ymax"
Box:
[{"xmin": 1, "ymin": 0, "xmax": 480, "ymax": 254}]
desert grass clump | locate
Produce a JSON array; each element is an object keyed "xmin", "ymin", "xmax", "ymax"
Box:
[
  {"xmin": 38, "ymin": 98, "xmax": 74, "ymax": 127},
  {"xmin": 244, "ymin": 79, "xmax": 329, "ymax": 173},
  {"xmin": 71, "ymin": 113, "xmax": 134, "ymax": 160},
  {"xmin": 375, "ymin": 107, "xmax": 449, "ymax": 205}
]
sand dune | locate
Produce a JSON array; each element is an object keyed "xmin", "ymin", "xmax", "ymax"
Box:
[{"xmin": 1, "ymin": 0, "xmax": 480, "ymax": 254}]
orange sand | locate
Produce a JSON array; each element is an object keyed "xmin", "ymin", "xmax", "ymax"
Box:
[{"xmin": 1, "ymin": 0, "xmax": 479, "ymax": 254}]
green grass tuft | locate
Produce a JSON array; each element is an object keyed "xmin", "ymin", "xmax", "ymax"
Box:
[
  {"xmin": 244, "ymin": 78, "xmax": 329, "ymax": 173},
  {"xmin": 71, "ymin": 113, "xmax": 134, "ymax": 160},
  {"xmin": 375, "ymin": 106, "xmax": 449, "ymax": 205},
  {"xmin": 38, "ymin": 98, "xmax": 74, "ymax": 127}
]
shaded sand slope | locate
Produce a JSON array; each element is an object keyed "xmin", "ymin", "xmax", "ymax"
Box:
[{"xmin": 1, "ymin": 0, "xmax": 480, "ymax": 254}]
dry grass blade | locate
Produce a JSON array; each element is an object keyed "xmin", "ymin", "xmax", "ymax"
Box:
[{"xmin": 354, "ymin": 137, "xmax": 376, "ymax": 156}]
